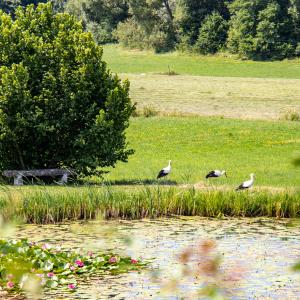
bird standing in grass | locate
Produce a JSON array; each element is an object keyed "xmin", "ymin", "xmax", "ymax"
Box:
[
  {"xmin": 157, "ymin": 160, "xmax": 171, "ymax": 179},
  {"xmin": 205, "ymin": 170, "xmax": 227, "ymax": 179},
  {"xmin": 236, "ymin": 173, "xmax": 255, "ymax": 191}
]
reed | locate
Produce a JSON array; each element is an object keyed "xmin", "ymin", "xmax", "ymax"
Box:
[{"xmin": 0, "ymin": 186, "xmax": 299, "ymax": 224}]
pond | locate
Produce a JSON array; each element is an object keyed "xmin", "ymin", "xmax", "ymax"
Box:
[{"xmin": 11, "ymin": 217, "xmax": 300, "ymax": 299}]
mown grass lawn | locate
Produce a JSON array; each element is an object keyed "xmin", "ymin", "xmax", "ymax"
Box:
[
  {"xmin": 103, "ymin": 44, "xmax": 300, "ymax": 79},
  {"xmin": 104, "ymin": 116, "xmax": 300, "ymax": 188},
  {"xmin": 120, "ymin": 73, "xmax": 300, "ymax": 120}
]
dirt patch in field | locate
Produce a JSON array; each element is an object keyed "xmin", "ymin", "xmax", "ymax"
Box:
[{"xmin": 181, "ymin": 181, "xmax": 291, "ymax": 193}]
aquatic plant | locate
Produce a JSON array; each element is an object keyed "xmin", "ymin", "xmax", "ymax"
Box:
[
  {"xmin": 0, "ymin": 186, "xmax": 300, "ymax": 223},
  {"xmin": 0, "ymin": 239, "xmax": 145, "ymax": 296}
]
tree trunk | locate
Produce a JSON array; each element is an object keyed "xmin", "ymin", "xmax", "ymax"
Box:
[
  {"xmin": 163, "ymin": 0, "xmax": 173, "ymax": 21},
  {"xmin": 16, "ymin": 143, "xmax": 25, "ymax": 169}
]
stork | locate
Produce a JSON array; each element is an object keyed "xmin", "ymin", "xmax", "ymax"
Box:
[
  {"xmin": 157, "ymin": 160, "xmax": 171, "ymax": 179},
  {"xmin": 205, "ymin": 170, "xmax": 227, "ymax": 179},
  {"xmin": 236, "ymin": 173, "xmax": 255, "ymax": 191}
]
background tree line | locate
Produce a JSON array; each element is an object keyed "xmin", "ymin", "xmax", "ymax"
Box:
[{"xmin": 1, "ymin": 0, "xmax": 300, "ymax": 60}]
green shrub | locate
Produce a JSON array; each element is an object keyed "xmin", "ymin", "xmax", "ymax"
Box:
[
  {"xmin": 159, "ymin": 66, "xmax": 179, "ymax": 76},
  {"xmin": 284, "ymin": 110, "xmax": 300, "ymax": 122},
  {"xmin": 131, "ymin": 105, "xmax": 159, "ymax": 117},
  {"xmin": 148, "ymin": 28, "xmax": 172, "ymax": 53},
  {"xmin": 114, "ymin": 18, "xmax": 173, "ymax": 53},
  {"xmin": 0, "ymin": 3, "xmax": 135, "ymax": 176},
  {"xmin": 86, "ymin": 21, "xmax": 114, "ymax": 44},
  {"xmin": 142, "ymin": 105, "xmax": 159, "ymax": 117},
  {"xmin": 114, "ymin": 18, "xmax": 149, "ymax": 50},
  {"xmin": 195, "ymin": 12, "xmax": 228, "ymax": 55}
]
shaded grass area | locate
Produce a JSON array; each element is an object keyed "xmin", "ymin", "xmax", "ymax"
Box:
[
  {"xmin": 103, "ymin": 116, "xmax": 300, "ymax": 187},
  {"xmin": 103, "ymin": 45, "xmax": 300, "ymax": 79},
  {"xmin": 0, "ymin": 186, "xmax": 299, "ymax": 223}
]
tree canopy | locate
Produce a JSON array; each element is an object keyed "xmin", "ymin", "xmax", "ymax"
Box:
[
  {"xmin": 0, "ymin": 0, "xmax": 47, "ymax": 14},
  {"xmin": 0, "ymin": 3, "xmax": 135, "ymax": 175},
  {"xmin": 2, "ymin": 0, "xmax": 300, "ymax": 59}
]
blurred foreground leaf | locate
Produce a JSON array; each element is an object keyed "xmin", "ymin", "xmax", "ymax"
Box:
[
  {"xmin": 293, "ymin": 157, "xmax": 300, "ymax": 167},
  {"xmin": 292, "ymin": 261, "xmax": 300, "ymax": 271}
]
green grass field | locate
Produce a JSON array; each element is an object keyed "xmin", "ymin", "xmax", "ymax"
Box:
[
  {"xmin": 103, "ymin": 116, "xmax": 300, "ymax": 188},
  {"xmin": 102, "ymin": 45, "xmax": 300, "ymax": 120},
  {"xmin": 100, "ymin": 45, "xmax": 300, "ymax": 190},
  {"xmin": 103, "ymin": 45, "xmax": 300, "ymax": 79}
]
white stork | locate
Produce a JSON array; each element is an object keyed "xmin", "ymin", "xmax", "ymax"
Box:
[
  {"xmin": 205, "ymin": 170, "xmax": 227, "ymax": 179},
  {"xmin": 157, "ymin": 160, "xmax": 171, "ymax": 179},
  {"xmin": 236, "ymin": 173, "xmax": 255, "ymax": 191}
]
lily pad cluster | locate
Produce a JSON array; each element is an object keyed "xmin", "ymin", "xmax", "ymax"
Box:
[{"xmin": 0, "ymin": 239, "xmax": 144, "ymax": 293}]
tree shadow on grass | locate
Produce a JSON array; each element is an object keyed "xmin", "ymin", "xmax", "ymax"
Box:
[
  {"xmin": 102, "ymin": 179, "xmax": 178, "ymax": 186},
  {"xmin": 1, "ymin": 176, "xmax": 177, "ymax": 187}
]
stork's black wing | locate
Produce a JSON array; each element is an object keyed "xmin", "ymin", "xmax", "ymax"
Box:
[
  {"xmin": 236, "ymin": 183, "xmax": 247, "ymax": 191},
  {"xmin": 205, "ymin": 171, "xmax": 217, "ymax": 178},
  {"xmin": 157, "ymin": 169, "xmax": 168, "ymax": 179}
]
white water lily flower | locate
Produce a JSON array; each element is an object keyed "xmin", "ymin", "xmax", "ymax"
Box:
[{"xmin": 55, "ymin": 245, "xmax": 62, "ymax": 252}]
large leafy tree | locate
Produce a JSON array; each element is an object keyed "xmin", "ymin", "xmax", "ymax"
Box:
[
  {"xmin": 227, "ymin": 0, "xmax": 297, "ymax": 59},
  {"xmin": 65, "ymin": 0, "xmax": 129, "ymax": 44},
  {"xmin": 289, "ymin": 0, "xmax": 300, "ymax": 38},
  {"xmin": 0, "ymin": 0, "xmax": 47, "ymax": 14},
  {"xmin": 226, "ymin": 0, "xmax": 256, "ymax": 57},
  {"xmin": 254, "ymin": 2, "xmax": 284, "ymax": 59},
  {"xmin": 195, "ymin": 11, "xmax": 228, "ymax": 54},
  {"xmin": 0, "ymin": 3, "xmax": 135, "ymax": 175},
  {"xmin": 114, "ymin": 0, "xmax": 176, "ymax": 52},
  {"xmin": 175, "ymin": 0, "xmax": 230, "ymax": 46}
]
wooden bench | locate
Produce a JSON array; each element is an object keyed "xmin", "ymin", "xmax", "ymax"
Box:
[{"xmin": 3, "ymin": 169, "xmax": 74, "ymax": 186}]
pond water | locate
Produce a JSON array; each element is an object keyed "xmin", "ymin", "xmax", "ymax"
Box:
[{"xmin": 11, "ymin": 217, "xmax": 300, "ymax": 299}]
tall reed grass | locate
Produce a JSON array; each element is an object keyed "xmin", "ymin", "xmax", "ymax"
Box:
[{"xmin": 0, "ymin": 186, "xmax": 299, "ymax": 224}]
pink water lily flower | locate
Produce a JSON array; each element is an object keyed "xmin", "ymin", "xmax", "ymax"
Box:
[
  {"xmin": 6, "ymin": 281, "xmax": 14, "ymax": 289},
  {"xmin": 41, "ymin": 243, "xmax": 51, "ymax": 250},
  {"xmin": 75, "ymin": 260, "xmax": 84, "ymax": 267},
  {"xmin": 130, "ymin": 259, "xmax": 138, "ymax": 264},
  {"xmin": 108, "ymin": 256, "xmax": 117, "ymax": 263},
  {"xmin": 68, "ymin": 283, "xmax": 76, "ymax": 289},
  {"xmin": 88, "ymin": 251, "xmax": 93, "ymax": 257},
  {"xmin": 70, "ymin": 265, "xmax": 76, "ymax": 271},
  {"xmin": 47, "ymin": 272, "xmax": 54, "ymax": 278}
]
